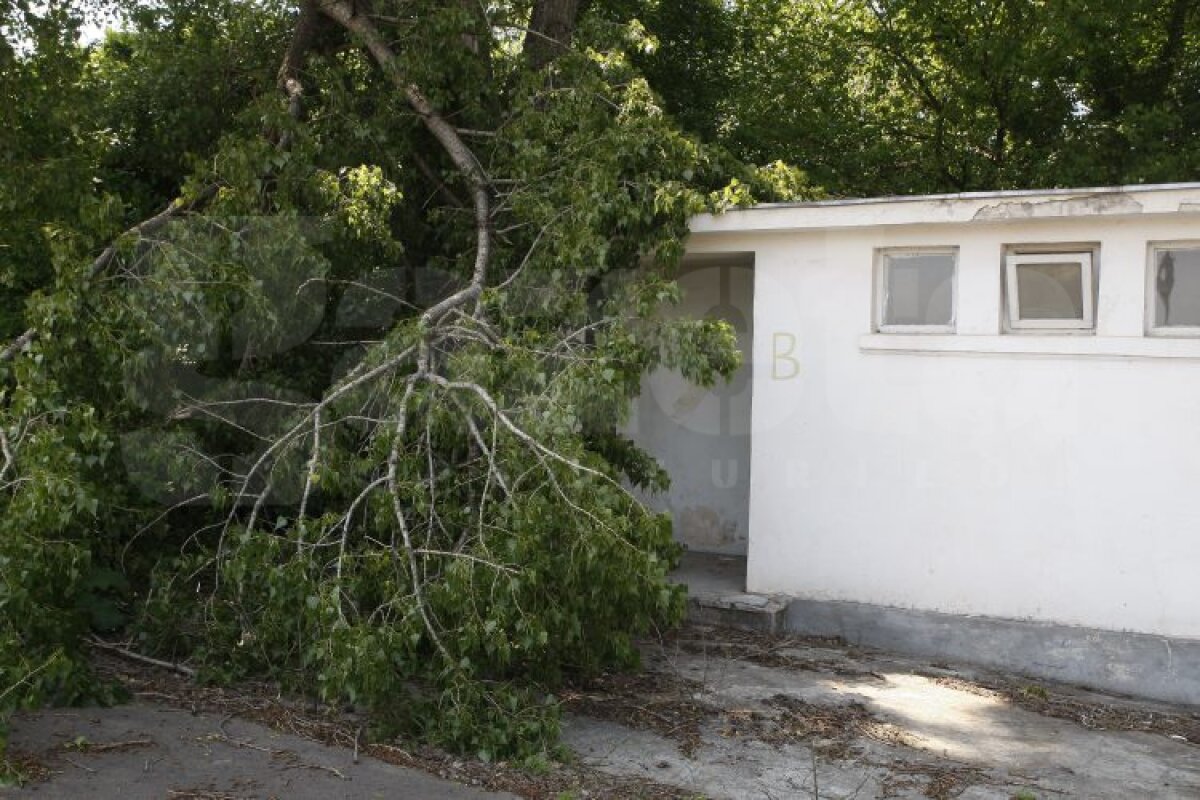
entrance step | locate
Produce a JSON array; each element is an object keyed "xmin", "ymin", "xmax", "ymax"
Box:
[
  {"xmin": 687, "ymin": 591, "xmax": 787, "ymax": 634},
  {"xmin": 670, "ymin": 551, "xmax": 787, "ymax": 634}
]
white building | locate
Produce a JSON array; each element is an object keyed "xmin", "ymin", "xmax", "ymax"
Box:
[{"xmin": 633, "ymin": 182, "xmax": 1200, "ymax": 704}]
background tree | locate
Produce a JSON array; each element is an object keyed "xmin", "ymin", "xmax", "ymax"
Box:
[{"xmin": 625, "ymin": 0, "xmax": 1200, "ymax": 194}]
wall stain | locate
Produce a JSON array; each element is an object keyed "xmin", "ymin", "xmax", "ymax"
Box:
[
  {"xmin": 973, "ymin": 193, "xmax": 1143, "ymax": 220},
  {"xmin": 678, "ymin": 505, "xmax": 740, "ymax": 549}
]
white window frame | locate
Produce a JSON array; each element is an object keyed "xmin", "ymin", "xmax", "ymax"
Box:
[
  {"xmin": 874, "ymin": 247, "xmax": 958, "ymax": 334},
  {"xmin": 1004, "ymin": 251, "xmax": 1095, "ymax": 331},
  {"xmin": 1146, "ymin": 241, "xmax": 1200, "ymax": 338}
]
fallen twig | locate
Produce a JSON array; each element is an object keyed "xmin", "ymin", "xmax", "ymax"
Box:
[
  {"xmin": 84, "ymin": 738, "xmax": 155, "ymax": 753},
  {"xmin": 86, "ymin": 636, "xmax": 197, "ymax": 678},
  {"xmin": 204, "ymin": 732, "xmax": 347, "ymax": 780},
  {"xmin": 61, "ymin": 756, "xmax": 97, "ymax": 774}
]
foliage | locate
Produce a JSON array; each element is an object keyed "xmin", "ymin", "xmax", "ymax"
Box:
[
  {"xmin": 0, "ymin": 1, "xmax": 104, "ymax": 340},
  {"xmin": 622, "ymin": 0, "xmax": 1200, "ymax": 194},
  {"xmin": 0, "ymin": 0, "xmax": 805, "ymax": 763}
]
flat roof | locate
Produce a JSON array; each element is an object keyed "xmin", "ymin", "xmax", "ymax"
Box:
[{"xmin": 690, "ymin": 182, "xmax": 1200, "ymax": 234}]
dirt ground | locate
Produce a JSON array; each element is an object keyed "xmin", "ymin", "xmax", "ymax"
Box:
[{"xmin": 5, "ymin": 625, "xmax": 1200, "ymax": 799}]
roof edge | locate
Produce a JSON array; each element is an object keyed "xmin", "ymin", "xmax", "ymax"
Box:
[
  {"xmin": 689, "ymin": 182, "xmax": 1200, "ymax": 234},
  {"xmin": 739, "ymin": 182, "xmax": 1200, "ymax": 212}
]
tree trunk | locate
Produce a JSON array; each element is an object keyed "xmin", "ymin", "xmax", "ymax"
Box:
[
  {"xmin": 524, "ymin": 0, "xmax": 580, "ymax": 69},
  {"xmin": 1143, "ymin": 0, "xmax": 1196, "ymax": 104}
]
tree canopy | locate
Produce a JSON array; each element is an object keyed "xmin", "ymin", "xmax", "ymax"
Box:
[{"xmin": 629, "ymin": 0, "xmax": 1200, "ymax": 194}]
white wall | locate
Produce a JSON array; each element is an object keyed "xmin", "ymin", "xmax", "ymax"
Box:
[
  {"xmin": 629, "ymin": 257, "xmax": 754, "ymax": 555},
  {"xmin": 689, "ymin": 208, "xmax": 1200, "ymax": 638}
]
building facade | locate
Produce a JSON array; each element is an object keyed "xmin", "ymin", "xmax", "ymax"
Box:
[{"xmin": 633, "ymin": 183, "xmax": 1200, "ymax": 704}]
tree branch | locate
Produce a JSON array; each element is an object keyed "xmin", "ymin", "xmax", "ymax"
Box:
[
  {"xmin": 276, "ymin": 0, "xmax": 324, "ymax": 147},
  {"xmin": 1, "ymin": 2, "xmax": 328, "ymax": 368},
  {"xmin": 385, "ymin": 378, "xmax": 454, "ymax": 665},
  {"xmin": 316, "ymin": 0, "xmax": 492, "ymax": 370},
  {"xmin": 0, "ymin": 426, "xmax": 13, "ymax": 482},
  {"xmin": 86, "ymin": 636, "xmax": 197, "ymax": 677},
  {"xmin": 0, "ymin": 184, "xmax": 220, "ymax": 365}
]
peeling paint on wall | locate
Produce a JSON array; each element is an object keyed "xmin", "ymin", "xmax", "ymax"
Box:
[{"xmin": 973, "ymin": 193, "xmax": 1143, "ymax": 220}]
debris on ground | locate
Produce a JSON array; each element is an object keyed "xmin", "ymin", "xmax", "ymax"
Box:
[
  {"xmin": 928, "ymin": 673, "xmax": 1200, "ymax": 744},
  {"xmin": 81, "ymin": 649, "xmax": 697, "ymax": 800},
  {"xmin": 565, "ymin": 624, "xmax": 1200, "ymax": 800},
  {"xmin": 560, "ymin": 670, "xmax": 719, "ymax": 756},
  {"xmin": 878, "ymin": 760, "xmax": 992, "ymax": 800},
  {"xmin": 720, "ymin": 694, "xmax": 880, "ymax": 756},
  {"xmin": 663, "ymin": 623, "xmax": 1200, "ymax": 750},
  {"xmin": 8, "ymin": 623, "xmax": 1200, "ymax": 799}
]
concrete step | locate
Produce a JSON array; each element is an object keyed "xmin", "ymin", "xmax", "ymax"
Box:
[
  {"xmin": 686, "ymin": 591, "xmax": 788, "ymax": 634},
  {"xmin": 670, "ymin": 551, "xmax": 785, "ymax": 633}
]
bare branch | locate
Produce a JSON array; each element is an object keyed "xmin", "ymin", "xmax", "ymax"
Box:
[
  {"xmin": 86, "ymin": 636, "xmax": 197, "ymax": 678},
  {"xmin": 450, "ymin": 394, "xmax": 511, "ymax": 498},
  {"xmin": 219, "ymin": 345, "xmax": 416, "ymax": 540},
  {"xmin": 297, "ymin": 408, "xmax": 322, "ymax": 544},
  {"xmin": 412, "ymin": 150, "xmax": 467, "ymax": 210},
  {"xmin": 413, "ymin": 549, "xmax": 517, "ymax": 574},
  {"xmin": 0, "ymin": 425, "xmax": 14, "ymax": 483},
  {"xmin": 385, "ymin": 378, "xmax": 454, "ymax": 665},
  {"xmin": 335, "ymin": 474, "xmax": 389, "ymax": 614},
  {"xmin": 0, "ymin": 330, "xmax": 35, "ymax": 365}
]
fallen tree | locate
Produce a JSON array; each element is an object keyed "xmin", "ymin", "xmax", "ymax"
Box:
[{"xmin": 0, "ymin": 0, "xmax": 808, "ymax": 764}]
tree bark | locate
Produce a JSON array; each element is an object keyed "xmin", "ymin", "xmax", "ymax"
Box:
[
  {"xmin": 277, "ymin": 1, "xmax": 323, "ymax": 122},
  {"xmin": 1144, "ymin": 0, "xmax": 1196, "ymax": 104},
  {"xmin": 523, "ymin": 0, "xmax": 580, "ymax": 70}
]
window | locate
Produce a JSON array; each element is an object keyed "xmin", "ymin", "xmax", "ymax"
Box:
[
  {"xmin": 1004, "ymin": 249, "xmax": 1095, "ymax": 331},
  {"xmin": 1148, "ymin": 243, "xmax": 1200, "ymax": 336},
  {"xmin": 876, "ymin": 249, "xmax": 957, "ymax": 333}
]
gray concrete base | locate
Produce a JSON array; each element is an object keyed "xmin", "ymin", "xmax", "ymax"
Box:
[
  {"xmin": 785, "ymin": 597, "xmax": 1200, "ymax": 707},
  {"xmin": 688, "ymin": 593, "xmax": 787, "ymax": 634}
]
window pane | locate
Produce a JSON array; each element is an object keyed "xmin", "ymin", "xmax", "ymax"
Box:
[
  {"xmin": 1016, "ymin": 261, "xmax": 1084, "ymax": 320},
  {"xmin": 1155, "ymin": 247, "xmax": 1200, "ymax": 327},
  {"xmin": 884, "ymin": 253, "xmax": 954, "ymax": 326}
]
